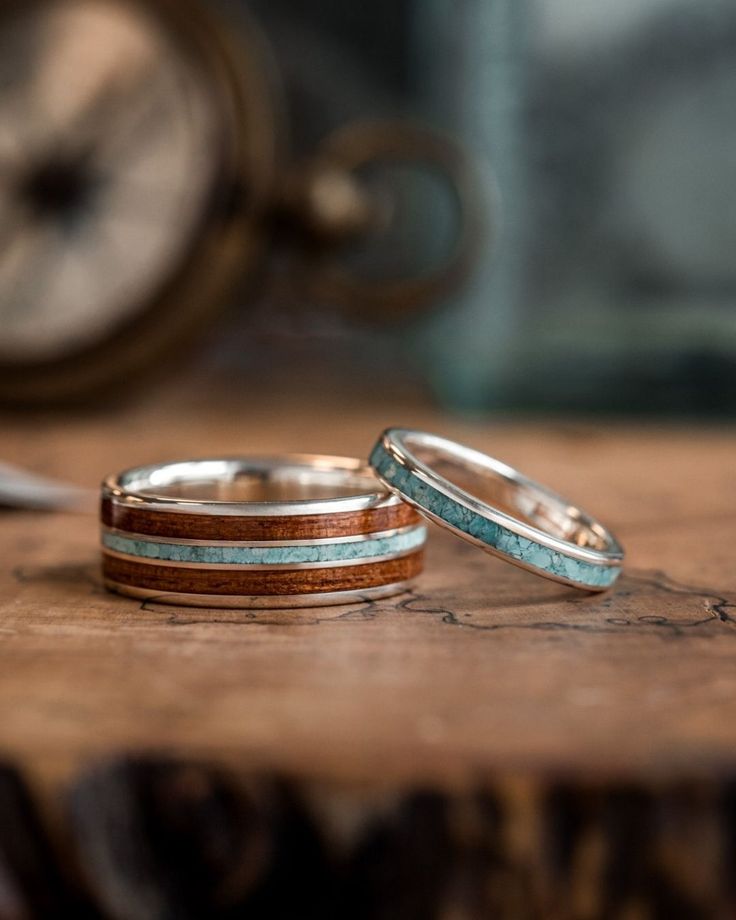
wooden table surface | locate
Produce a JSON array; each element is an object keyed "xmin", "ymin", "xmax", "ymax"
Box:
[{"xmin": 2, "ymin": 382, "xmax": 736, "ymax": 797}]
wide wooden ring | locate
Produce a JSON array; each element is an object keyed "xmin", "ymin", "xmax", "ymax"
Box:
[{"xmin": 101, "ymin": 456, "xmax": 425, "ymax": 608}]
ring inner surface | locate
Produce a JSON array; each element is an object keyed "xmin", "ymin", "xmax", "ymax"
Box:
[
  {"xmin": 406, "ymin": 439, "xmax": 609, "ymax": 551},
  {"xmin": 121, "ymin": 464, "xmax": 383, "ymax": 504}
]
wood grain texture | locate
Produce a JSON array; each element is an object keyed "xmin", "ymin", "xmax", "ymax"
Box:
[
  {"xmin": 1, "ymin": 380, "xmax": 736, "ymax": 800},
  {"xmin": 101, "ymin": 496, "xmax": 421, "ymax": 541},
  {"xmin": 102, "ymin": 550, "xmax": 424, "ymax": 595}
]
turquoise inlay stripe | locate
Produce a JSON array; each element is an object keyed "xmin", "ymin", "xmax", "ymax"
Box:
[
  {"xmin": 103, "ymin": 526, "xmax": 426, "ymax": 566},
  {"xmin": 370, "ymin": 443, "xmax": 620, "ymax": 589}
]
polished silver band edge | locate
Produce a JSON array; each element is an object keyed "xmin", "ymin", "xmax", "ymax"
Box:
[
  {"xmin": 102, "ymin": 455, "xmax": 403, "ymax": 517},
  {"xmin": 103, "ymin": 578, "xmax": 417, "ymax": 609}
]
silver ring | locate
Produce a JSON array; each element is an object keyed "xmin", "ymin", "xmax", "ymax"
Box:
[
  {"xmin": 370, "ymin": 429, "xmax": 623, "ymax": 591},
  {"xmin": 103, "ymin": 455, "xmax": 405, "ymax": 516}
]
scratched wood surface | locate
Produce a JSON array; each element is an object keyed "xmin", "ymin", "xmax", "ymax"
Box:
[{"xmin": 1, "ymin": 381, "xmax": 736, "ymax": 798}]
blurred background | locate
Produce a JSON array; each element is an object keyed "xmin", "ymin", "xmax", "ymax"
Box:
[{"xmin": 1, "ymin": 0, "xmax": 735, "ymax": 413}]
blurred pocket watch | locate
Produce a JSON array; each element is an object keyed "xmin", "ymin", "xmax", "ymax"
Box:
[{"xmin": 0, "ymin": 0, "xmax": 487, "ymax": 404}]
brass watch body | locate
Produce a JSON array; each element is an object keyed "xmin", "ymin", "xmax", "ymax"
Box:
[{"xmin": 0, "ymin": 0, "xmax": 486, "ymax": 404}]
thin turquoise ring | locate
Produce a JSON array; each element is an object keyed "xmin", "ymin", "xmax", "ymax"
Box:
[{"xmin": 369, "ymin": 429, "xmax": 623, "ymax": 591}]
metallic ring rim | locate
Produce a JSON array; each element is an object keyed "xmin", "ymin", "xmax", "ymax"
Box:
[
  {"xmin": 104, "ymin": 578, "xmax": 417, "ymax": 608},
  {"xmin": 103, "ymin": 454, "xmax": 402, "ymax": 516}
]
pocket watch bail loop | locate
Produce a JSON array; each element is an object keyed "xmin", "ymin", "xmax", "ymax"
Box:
[{"xmin": 281, "ymin": 118, "xmax": 491, "ymax": 321}]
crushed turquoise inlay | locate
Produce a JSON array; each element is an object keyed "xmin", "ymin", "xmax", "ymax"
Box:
[
  {"xmin": 370, "ymin": 443, "xmax": 620, "ymax": 589},
  {"xmin": 103, "ymin": 525, "xmax": 426, "ymax": 566}
]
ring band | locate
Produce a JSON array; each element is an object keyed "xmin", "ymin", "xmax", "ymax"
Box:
[
  {"xmin": 369, "ymin": 429, "xmax": 623, "ymax": 591},
  {"xmin": 101, "ymin": 456, "xmax": 425, "ymax": 607}
]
